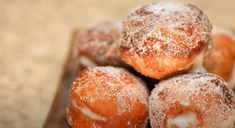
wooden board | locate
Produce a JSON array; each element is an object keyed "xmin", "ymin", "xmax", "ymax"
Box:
[{"xmin": 43, "ymin": 31, "xmax": 78, "ymax": 128}]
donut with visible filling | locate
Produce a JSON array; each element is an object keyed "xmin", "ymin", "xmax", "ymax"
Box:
[
  {"xmin": 67, "ymin": 66, "xmax": 149, "ymax": 128},
  {"xmin": 73, "ymin": 21, "xmax": 124, "ymax": 71},
  {"xmin": 149, "ymin": 73, "xmax": 235, "ymax": 128},
  {"xmin": 120, "ymin": 1, "xmax": 212, "ymax": 79}
]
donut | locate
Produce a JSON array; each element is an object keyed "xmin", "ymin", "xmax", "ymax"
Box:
[
  {"xmin": 149, "ymin": 73, "xmax": 235, "ymax": 128},
  {"xmin": 119, "ymin": 1, "xmax": 212, "ymax": 79},
  {"xmin": 203, "ymin": 27, "xmax": 235, "ymax": 90},
  {"xmin": 67, "ymin": 66, "xmax": 149, "ymax": 128},
  {"xmin": 73, "ymin": 21, "xmax": 124, "ymax": 71}
]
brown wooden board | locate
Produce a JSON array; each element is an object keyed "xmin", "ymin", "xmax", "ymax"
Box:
[{"xmin": 43, "ymin": 31, "xmax": 78, "ymax": 128}]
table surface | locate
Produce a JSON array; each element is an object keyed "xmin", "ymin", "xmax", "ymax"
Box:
[{"xmin": 0, "ymin": 0, "xmax": 235, "ymax": 127}]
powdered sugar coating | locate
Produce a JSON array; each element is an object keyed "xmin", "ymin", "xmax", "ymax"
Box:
[
  {"xmin": 201, "ymin": 27, "xmax": 235, "ymax": 90},
  {"xmin": 74, "ymin": 21, "xmax": 123, "ymax": 67},
  {"xmin": 213, "ymin": 27, "xmax": 235, "ymax": 90},
  {"xmin": 69, "ymin": 66, "xmax": 149, "ymax": 128},
  {"xmin": 120, "ymin": 1, "xmax": 212, "ymax": 57},
  {"xmin": 119, "ymin": 1, "xmax": 212, "ymax": 79},
  {"xmin": 149, "ymin": 73, "xmax": 235, "ymax": 128},
  {"xmin": 72, "ymin": 66, "xmax": 148, "ymax": 111}
]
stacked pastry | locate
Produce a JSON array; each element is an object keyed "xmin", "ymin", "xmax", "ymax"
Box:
[{"xmin": 67, "ymin": 1, "xmax": 235, "ymax": 128}]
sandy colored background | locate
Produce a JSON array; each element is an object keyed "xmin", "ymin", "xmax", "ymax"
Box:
[{"xmin": 0, "ymin": 0, "xmax": 234, "ymax": 127}]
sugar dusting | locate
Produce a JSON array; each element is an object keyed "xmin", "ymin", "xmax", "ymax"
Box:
[
  {"xmin": 147, "ymin": 1, "xmax": 190, "ymax": 14},
  {"xmin": 71, "ymin": 66, "xmax": 149, "ymax": 115},
  {"xmin": 220, "ymin": 110, "xmax": 235, "ymax": 128},
  {"xmin": 149, "ymin": 73, "xmax": 235, "ymax": 128},
  {"xmin": 213, "ymin": 27, "xmax": 235, "ymax": 90},
  {"xmin": 75, "ymin": 21, "xmax": 122, "ymax": 66},
  {"xmin": 120, "ymin": 1, "xmax": 212, "ymax": 58},
  {"xmin": 210, "ymin": 26, "xmax": 235, "ymax": 90}
]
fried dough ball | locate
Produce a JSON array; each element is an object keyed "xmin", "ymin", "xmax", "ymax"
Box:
[
  {"xmin": 73, "ymin": 21, "xmax": 124, "ymax": 70},
  {"xmin": 203, "ymin": 27, "xmax": 235, "ymax": 89},
  {"xmin": 67, "ymin": 66, "xmax": 149, "ymax": 128},
  {"xmin": 119, "ymin": 1, "xmax": 212, "ymax": 79},
  {"xmin": 149, "ymin": 73, "xmax": 235, "ymax": 128}
]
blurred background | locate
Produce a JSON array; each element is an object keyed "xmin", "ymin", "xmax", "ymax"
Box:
[{"xmin": 0, "ymin": 0, "xmax": 234, "ymax": 127}]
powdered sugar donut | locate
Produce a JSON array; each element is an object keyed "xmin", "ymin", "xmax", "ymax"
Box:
[
  {"xmin": 67, "ymin": 66, "xmax": 149, "ymax": 128},
  {"xmin": 73, "ymin": 21, "xmax": 124, "ymax": 70},
  {"xmin": 120, "ymin": 2, "xmax": 212, "ymax": 79},
  {"xmin": 149, "ymin": 73, "xmax": 235, "ymax": 128},
  {"xmin": 203, "ymin": 27, "xmax": 235, "ymax": 90}
]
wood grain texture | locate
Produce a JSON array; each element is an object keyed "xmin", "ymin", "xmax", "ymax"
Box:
[{"xmin": 0, "ymin": 0, "xmax": 234, "ymax": 127}]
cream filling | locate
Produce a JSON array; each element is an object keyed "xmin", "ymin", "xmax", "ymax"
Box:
[
  {"xmin": 79, "ymin": 55, "xmax": 97, "ymax": 67},
  {"xmin": 72, "ymin": 100, "xmax": 106, "ymax": 121},
  {"xmin": 189, "ymin": 50, "xmax": 207, "ymax": 73},
  {"xmin": 168, "ymin": 112, "xmax": 198, "ymax": 128}
]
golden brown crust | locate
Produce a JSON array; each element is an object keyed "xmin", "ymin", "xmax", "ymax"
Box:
[
  {"xmin": 149, "ymin": 73, "xmax": 235, "ymax": 128},
  {"xmin": 203, "ymin": 29, "xmax": 235, "ymax": 81},
  {"xmin": 120, "ymin": 2, "xmax": 212, "ymax": 79},
  {"xmin": 67, "ymin": 66, "xmax": 149, "ymax": 128},
  {"xmin": 74, "ymin": 21, "xmax": 124, "ymax": 68}
]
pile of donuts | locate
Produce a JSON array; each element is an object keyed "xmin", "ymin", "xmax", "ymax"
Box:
[{"xmin": 66, "ymin": 1, "xmax": 235, "ymax": 128}]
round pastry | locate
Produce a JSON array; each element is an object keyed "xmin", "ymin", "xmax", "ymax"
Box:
[
  {"xmin": 119, "ymin": 1, "xmax": 212, "ymax": 79},
  {"xmin": 67, "ymin": 66, "xmax": 149, "ymax": 128},
  {"xmin": 203, "ymin": 27, "xmax": 235, "ymax": 90},
  {"xmin": 149, "ymin": 73, "xmax": 235, "ymax": 128},
  {"xmin": 73, "ymin": 21, "xmax": 124, "ymax": 71}
]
